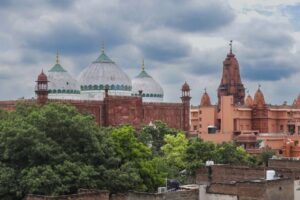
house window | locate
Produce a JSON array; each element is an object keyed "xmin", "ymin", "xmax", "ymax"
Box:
[{"xmin": 193, "ymin": 125, "xmax": 197, "ymax": 130}]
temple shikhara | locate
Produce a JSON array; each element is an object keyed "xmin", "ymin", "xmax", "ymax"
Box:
[
  {"xmin": 0, "ymin": 47, "xmax": 191, "ymax": 131},
  {"xmin": 191, "ymin": 41, "xmax": 300, "ymax": 157}
]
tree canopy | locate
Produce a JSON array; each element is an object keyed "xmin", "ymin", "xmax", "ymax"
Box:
[{"xmin": 0, "ymin": 102, "xmax": 259, "ymax": 199}]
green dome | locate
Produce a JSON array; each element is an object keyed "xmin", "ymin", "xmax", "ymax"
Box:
[
  {"xmin": 49, "ymin": 63, "xmax": 67, "ymax": 72},
  {"xmin": 93, "ymin": 51, "xmax": 114, "ymax": 63},
  {"xmin": 136, "ymin": 70, "xmax": 152, "ymax": 78}
]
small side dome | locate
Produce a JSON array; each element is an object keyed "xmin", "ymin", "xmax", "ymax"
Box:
[
  {"xmin": 253, "ymin": 87, "xmax": 265, "ymax": 107},
  {"xmin": 37, "ymin": 70, "xmax": 48, "ymax": 82},
  {"xmin": 200, "ymin": 90, "xmax": 211, "ymax": 106},
  {"xmin": 132, "ymin": 61, "xmax": 164, "ymax": 102},
  {"xmin": 182, "ymin": 81, "xmax": 190, "ymax": 92},
  {"xmin": 47, "ymin": 53, "xmax": 80, "ymax": 99},
  {"xmin": 245, "ymin": 94, "xmax": 253, "ymax": 106}
]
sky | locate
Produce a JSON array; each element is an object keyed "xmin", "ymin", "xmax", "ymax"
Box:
[{"xmin": 0, "ymin": 0, "xmax": 300, "ymax": 105}]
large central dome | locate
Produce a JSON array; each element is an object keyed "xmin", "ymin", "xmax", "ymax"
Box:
[{"xmin": 78, "ymin": 49, "xmax": 132, "ymax": 100}]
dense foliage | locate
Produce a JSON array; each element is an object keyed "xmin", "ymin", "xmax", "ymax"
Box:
[{"xmin": 0, "ymin": 103, "xmax": 259, "ymax": 199}]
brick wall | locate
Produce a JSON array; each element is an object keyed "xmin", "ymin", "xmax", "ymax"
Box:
[
  {"xmin": 111, "ymin": 190, "xmax": 198, "ymax": 200},
  {"xmin": 207, "ymin": 178, "xmax": 294, "ymax": 200},
  {"xmin": 269, "ymin": 158, "xmax": 300, "ymax": 170},
  {"xmin": 26, "ymin": 190, "xmax": 109, "ymax": 200},
  {"xmin": 268, "ymin": 159, "xmax": 300, "ymax": 179},
  {"xmin": 196, "ymin": 165, "xmax": 265, "ymax": 184}
]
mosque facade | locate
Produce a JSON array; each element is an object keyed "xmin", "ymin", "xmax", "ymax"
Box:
[
  {"xmin": 191, "ymin": 42, "xmax": 300, "ymax": 157},
  {"xmin": 0, "ymin": 48, "xmax": 190, "ymax": 131}
]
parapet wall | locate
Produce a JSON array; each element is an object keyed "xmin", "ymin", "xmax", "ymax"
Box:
[
  {"xmin": 196, "ymin": 165, "xmax": 265, "ymax": 184},
  {"xmin": 207, "ymin": 178, "xmax": 293, "ymax": 200},
  {"xmin": 111, "ymin": 190, "xmax": 198, "ymax": 200},
  {"xmin": 26, "ymin": 190, "xmax": 109, "ymax": 200},
  {"xmin": 26, "ymin": 190, "xmax": 198, "ymax": 200}
]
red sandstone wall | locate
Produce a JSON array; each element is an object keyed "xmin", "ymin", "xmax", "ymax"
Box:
[
  {"xmin": 104, "ymin": 96, "xmax": 143, "ymax": 127},
  {"xmin": 143, "ymin": 102, "xmax": 183, "ymax": 130},
  {"xmin": 47, "ymin": 99, "xmax": 105, "ymax": 126},
  {"xmin": 0, "ymin": 100, "xmax": 20, "ymax": 111},
  {"xmin": 0, "ymin": 97, "xmax": 187, "ymax": 131}
]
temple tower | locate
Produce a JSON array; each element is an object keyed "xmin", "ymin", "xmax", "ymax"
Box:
[
  {"xmin": 252, "ymin": 86, "xmax": 268, "ymax": 133},
  {"xmin": 218, "ymin": 41, "xmax": 245, "ymax": 106},
  {"xmin": 181, "ymin": 82, "xmax": 191, "ymax": 132},
  {"xmin": 35, "ymin": 70, "xmax": 49, "ymax": 104}
]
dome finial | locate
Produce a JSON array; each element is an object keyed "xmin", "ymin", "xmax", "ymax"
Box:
[
  {"xmin": 258, "ymin": 84, "xmax": 261, "ymax": 90},
  {"xmin": 229, "ymin": 40, "xmax": 233, "ymax": 54},
  {"xmin": 142, "ymin": 58, "xmax": 145, "ymax": 71},
  {"xmin": 101, "ymin": 41, "xmax": 105, "ymax": 54},
  {"xmin": 204, "ymin": 87, "xmax": 207, "ymax": 93},
  {"xmin": 56, "ymin": 50, "xmax": 60, "ymax": 64}
]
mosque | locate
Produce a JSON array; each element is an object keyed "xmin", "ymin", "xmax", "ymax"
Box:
[
  {"xmin": 191, "ymin": 41, "xmax": 300, "ymax": 157},
  {"xmin": 0, "ymin": 47, "xmax": 191, "ymax": 131}
]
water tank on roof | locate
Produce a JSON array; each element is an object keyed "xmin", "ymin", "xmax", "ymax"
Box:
[
  {"xmin": 266, "ymin": 170, "xmax": 276, "ymax": 180},
  {"xmin": 205, "ymin": 160, "xmax": 214, "ymax": 166}
]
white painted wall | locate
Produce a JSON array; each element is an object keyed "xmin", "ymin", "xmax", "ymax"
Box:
[
  {"xmin": 294, "ymin": 180, "xmax": 300, "ymax": 200},
  {"xmin": 199, "ymin": 185, "xmax": 237, "ymax": 200}
]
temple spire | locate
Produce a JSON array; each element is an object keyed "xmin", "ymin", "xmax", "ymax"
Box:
[{"xmin": 56, "ymin": 50, "xmax": 59, "ymax": 64}]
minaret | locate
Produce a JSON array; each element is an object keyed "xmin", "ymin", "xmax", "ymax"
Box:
[
  {"xmin": 181, "ymin": 82, "xmax": 191, "ymax": 132},
  {"xmin": 35, "ymin": 70, "xmax": 49, "ymax": 104},
  {"xmin": 217, "ymin": 40, "xmax": 245, "ymax": 106}
]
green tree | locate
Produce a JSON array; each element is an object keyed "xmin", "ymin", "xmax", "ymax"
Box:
[
  {"xmin": 0, "ymin": 103, "xmax": 107, "ymax": 199},
  {"xmin": 184, "ymin": 138, "xmax": 216, "ymax": 173},
  {"xmin": 138, "ymin": 121, "xmax": 179, "ymax": 155},
  {"xmin": 259, "ymin": 149, "xmax": 275, "ymax": 167},
  {"xmin": 214, "ymin": 142, "xmax": 257, "ymax": 165}
]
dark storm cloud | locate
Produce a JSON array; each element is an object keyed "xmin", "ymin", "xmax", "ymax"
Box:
[
  {"xmin": 164, "ymin": 1, "xmax": 235, "ymax": 32},
  {"xmin": 232, "ymin": 19, "xmax": 298, "ymax": 81},
  {"xmin": 138, "ymin": 35, "xmax": 191, "ymax": 61},
  {"xmin": 26, "ymin": 21, "xmax": 130, "ymax": 55},
  {"xmin": 0, "ymin": 0, "xmax": 74, "ymax": 9},
  {"xmin": 240, "ymin": 59, "xmax": 298, "ymax": 81}
]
